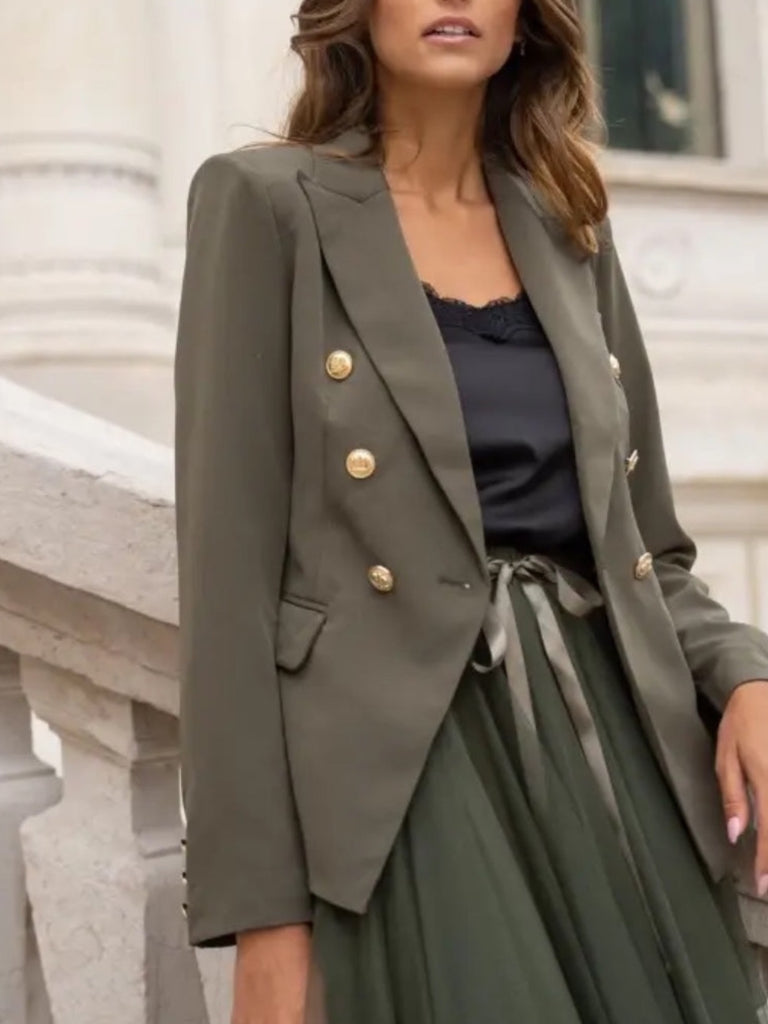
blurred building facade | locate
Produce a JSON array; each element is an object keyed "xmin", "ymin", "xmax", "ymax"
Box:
[{"xmin": 0, "ymin": 0, "xmax": 767, "ymax": 617}]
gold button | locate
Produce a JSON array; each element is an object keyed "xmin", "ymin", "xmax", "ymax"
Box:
[
  {"xmin": 346, "ymin": 448, "xmax": 376, "ymax": 479},
  {"xmin": 368, "ymin": 565, "xmax": 395, "ymax": 592},
  {"xmin": 634, "ymin": 552, "xmax": 654, "ymax": 580},
  {"xmin": 625, "ymin": 449, "xmax": 639, "ymax": 476},
  {"xmin": 326, "ymin": 350, "xmax": 353, "ymax": 380},
  {"xmin": 609, "ymin": 353, "xmax": 622, "ymax": 381}
]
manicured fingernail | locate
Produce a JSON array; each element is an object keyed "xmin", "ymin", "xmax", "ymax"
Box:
[
  {"xmin": 758, "ymin": 875, "xmax": 768, "ymax": 899},
  {"xmin": 727, "ymin": 816, "xmax": 743, "ymax": 845}
]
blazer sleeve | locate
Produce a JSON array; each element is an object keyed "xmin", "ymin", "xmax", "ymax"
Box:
[
  {"xmin": 593, "ymin": 219, "xmax": 768, "ymax": 713},
  {"xmin": 174, "ymin": 153, "xmax": 311, "ymax": 947}
]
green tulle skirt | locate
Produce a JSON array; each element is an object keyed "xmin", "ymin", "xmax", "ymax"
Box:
[{"xmin": 310, "ymin": 556, "xmax": 767, "ymax": 1024}]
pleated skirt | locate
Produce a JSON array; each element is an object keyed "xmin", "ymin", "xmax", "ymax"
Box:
[{"xmin": 309, "ymin": 553, "xmax": 767, "ymax": 1024}]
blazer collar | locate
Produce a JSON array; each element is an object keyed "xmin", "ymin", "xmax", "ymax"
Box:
[{"xmin": 299, "ymin": 130, "xmax": 617, "ymax": 573}]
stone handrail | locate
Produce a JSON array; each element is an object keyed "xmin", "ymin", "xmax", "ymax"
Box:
[{"xmin": 0, "ymin": 376, "xmax": 766, "ymax": 1023}]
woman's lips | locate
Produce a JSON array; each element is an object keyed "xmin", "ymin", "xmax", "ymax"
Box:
[{"xmin": 422, "ymin": 17, "xmax": 481, "ymax": 41}]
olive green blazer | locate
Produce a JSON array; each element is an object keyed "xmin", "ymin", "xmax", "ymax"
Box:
[{"xmin": 174, "ymin": 131, "xmax": 768, "ymax": 948}]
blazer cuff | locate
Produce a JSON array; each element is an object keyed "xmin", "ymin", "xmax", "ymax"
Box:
[
  {"xmin": 697, "ymin": 646, "xmax": 768, "ymax": 712},
  {"xmin": 187, "ymin": 886, "xmax": 313, "ymax": 949}
]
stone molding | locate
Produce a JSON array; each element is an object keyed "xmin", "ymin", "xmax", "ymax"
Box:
[
  {"xmin": 0, "ymin": 162, "xmax": 156, "ymax": 188},
  {"xmin": 0, "ymin": 123, "xmax": 173, "ymax": 373}
]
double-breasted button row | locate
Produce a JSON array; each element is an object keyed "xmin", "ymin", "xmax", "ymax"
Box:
[
  {"xmin": 325, "ymin": 355, "xmax": 387, "ymax": 592},
  {"xmin": 609, "ymin": 345, "xmax": 644, "ymax": 578},
  {"xmin": 328, "ymin": 351, "xmax": 376, "ymax": 480},
  {"xmin": 609, "ymin": 350, "xmax": 637, "ymax": 476},
  {"xmin": 326, "ymin": 350, "xmax": 354, "ymax": 381}
]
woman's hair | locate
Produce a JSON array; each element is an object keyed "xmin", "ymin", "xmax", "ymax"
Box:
[{"xmin": 285, "ymin": 0, "xmax": 607, "ymax": 254}]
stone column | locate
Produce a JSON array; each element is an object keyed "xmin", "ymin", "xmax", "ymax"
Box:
[
  {"xmin": 0, "ymin": 648, "xmax": 59, "ymax": 1024},
  {"xmin": 154, "ymin": 0, "xmax": 219, "ymax": 294},
  {"xmin": 155, "ymin": 0, "xmax": 299, "ymax": 341},
  {"xmin": 714, "ymin": 0, "xmax": 768, "ymax": 162},
  {"xmin": 0, "ymin": 0, "xmax": 174, "ymax": 442},
  {"xmin": 19, "ymin": 658, "xmax": 206, "ymax": 1024}
]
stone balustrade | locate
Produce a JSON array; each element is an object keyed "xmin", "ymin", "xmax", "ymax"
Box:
[
  {"xmin": 0, "ymin": 371, "xmax": 767, "ymax": 1024},
  {"xmin": 0, "ymin": 378, "xmax": 233, "ymax": 1024}
]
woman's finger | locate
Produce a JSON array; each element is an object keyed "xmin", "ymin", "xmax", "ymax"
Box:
[
  {"xmin": 715, "ymin": 734, "xmax": 750, "ymax": 845},
  {"xmin": 755, "ymin": 783, "xmax": 768, "ymax": 897}
]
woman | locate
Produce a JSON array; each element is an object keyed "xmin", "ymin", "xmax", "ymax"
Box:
[{"xmin": 174, "ymin": 1, "xmax": 768, "ymax": 1021}]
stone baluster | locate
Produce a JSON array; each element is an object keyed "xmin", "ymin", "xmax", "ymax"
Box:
[
  {"xmin": 19, "ymin": 657, "xmax": 207, "ymax": 1024},
  {"xmin": 0, "ymin": 647, "xmax": 59, "ymax": 1024}
]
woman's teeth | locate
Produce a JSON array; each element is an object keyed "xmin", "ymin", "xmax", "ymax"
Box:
[{"xmin": 430, "ymin": 26, "xmax": 474, "ymax": 36}]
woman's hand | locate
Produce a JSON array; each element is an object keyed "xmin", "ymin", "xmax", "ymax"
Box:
[
  {"xmin": 232, "ymin": 924, "xmax": 312, "ymax": 1024},
  {"xmin": 716, "ymin": 680, "xmax": 768, "ymax": 896}
]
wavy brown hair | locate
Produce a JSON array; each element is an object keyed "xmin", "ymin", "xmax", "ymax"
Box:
[{"xmin": 285, "ymin": 0, "xmax": 607, "ymax": 254}]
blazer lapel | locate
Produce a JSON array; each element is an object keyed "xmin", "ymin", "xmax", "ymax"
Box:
[
  {"xmin": 299, "ymin": 146, "xmax": 488, "ymax": 575},
  {"xmin": 485, "ymin": 160, "xmax": 618, "ymax": 546}
]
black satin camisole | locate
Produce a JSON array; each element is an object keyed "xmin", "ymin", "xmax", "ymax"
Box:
[{"xmin": 424, "ymin": 284, "xmax": 592, "ymax": 569}]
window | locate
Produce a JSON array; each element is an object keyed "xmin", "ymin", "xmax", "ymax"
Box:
[{"xmin": 581, "ymin": 0, "xmax": 722, "ymax": 157}]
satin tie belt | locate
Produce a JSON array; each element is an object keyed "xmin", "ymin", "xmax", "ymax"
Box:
[{"xmin": 471, "ymin": 552, "xmax": 630, "ymax": 859}]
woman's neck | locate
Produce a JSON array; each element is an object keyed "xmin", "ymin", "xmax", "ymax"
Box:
[{"xmin": 378, "ymin": 80, "xmax": 488, "ymax": 207}]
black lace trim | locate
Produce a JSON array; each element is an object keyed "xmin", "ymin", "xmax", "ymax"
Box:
[
  {"xmin": 421, "ymin": 281, "xmax": 525, "ymax": 310},
  {"xmin": 422, "ymin": 281, "xmax": 542, "ymax": 345}
]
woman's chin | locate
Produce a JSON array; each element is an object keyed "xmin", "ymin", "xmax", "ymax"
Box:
[{"xmin": 399, "ymin": 63, "xmax": 490, "ymax": 93}]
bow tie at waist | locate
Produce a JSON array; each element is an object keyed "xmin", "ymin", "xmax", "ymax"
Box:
[{"xmin": 472, "ymin": 551, "xmax": 638, "ymax": 879}]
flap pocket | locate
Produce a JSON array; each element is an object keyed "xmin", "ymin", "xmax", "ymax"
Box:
[{"xmin": 275, "ymin": 598, "xmax": 327, "ymax": 672}]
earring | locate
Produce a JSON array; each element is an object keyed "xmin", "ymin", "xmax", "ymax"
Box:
[{"xmin": 519, "ymin": 37, "xmax": 527, "ymax": 57}]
